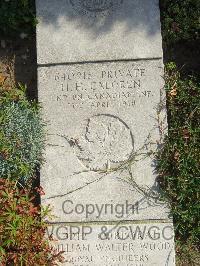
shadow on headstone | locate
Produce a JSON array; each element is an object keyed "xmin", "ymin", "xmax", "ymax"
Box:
[
  {"xmin": 36, "ymin": 0, "xmax": 163, "ymax": 64},
  {"xmin": 37, "ymin": 0, "xmax": 160, "ymax": 37}
]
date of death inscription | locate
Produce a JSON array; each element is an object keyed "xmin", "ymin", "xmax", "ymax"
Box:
[{"xmin": 53, "ymin": 67, "xmax": 155, "ymax": 110}]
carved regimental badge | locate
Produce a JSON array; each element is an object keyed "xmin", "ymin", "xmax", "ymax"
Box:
[
  {"xmin": 74, "ymin": 114, "xmax": 134, "ymax": 171},
  {"xmin": 69, "ymin": 0, "xmax": 124, "ymax": 17}
]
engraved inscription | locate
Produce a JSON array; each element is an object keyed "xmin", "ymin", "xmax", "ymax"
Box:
[
  {"xmin": 56, "ymin": 241, "xmax": 173, "ymax": 266},
  {"xmin": 74, "ymin": 114, "xmax": 134, "ymax": 170},
  {"xmin": 48, "ymin": 223, "xmax": 175, "ymax": 266},
  {"xmin": 54, "ymin": 66, "xmax": 154, "ymax": 110}
]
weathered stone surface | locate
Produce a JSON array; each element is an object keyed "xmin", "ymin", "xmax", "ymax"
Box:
[
  {"xmin": 48, "ymin": 222, "xmax": 175, "ymax": 265},
  {"xmin": 36, "ymin": 1, "xmax": 176, "ymax": 264},
  {"xmin": 36, "ymin": 0, "xmax": 163, "ymax": 64},
  {"xmin": 38, "ymin": 59, "xmax": 170, "ymax": 223}
]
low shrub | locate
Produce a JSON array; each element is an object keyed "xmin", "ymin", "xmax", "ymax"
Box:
[
  {"xmin": 0, "ymin": 0, "xmax": 37, "ymax": 37},
  {"xmin": 157, "ymin": 63, "xmax": 200, "ymax": 265},
  {"xmin": 160, "ymin": 0, "xmax": 200, "ymax": 44},
  {"xmin": 0, "ymin": 77, "xmax": 45, "ymax": 183},
  {"xmin": 0, "ymin": 178, "xmax": 64, "ymax": 265}
]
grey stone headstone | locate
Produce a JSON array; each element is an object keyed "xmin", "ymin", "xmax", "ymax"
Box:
[
  {"xmin": 36, "ymin": 0, "xmax": 163, "ymax": 64},
  {"xmin": 39, "ymin": 60, "xmax": 169, "ymax": 222},
  {"xmin": 36, "ymin": 0, "xmax": 175, "ymax": 265},
  {"xmin": 47, "ymin": 222, "xmax": 175, "ymax": 266}
]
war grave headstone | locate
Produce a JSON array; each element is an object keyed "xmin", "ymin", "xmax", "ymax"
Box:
[{"xmin": 36, "ymin": 0, "xmax": 176, "ymax": 265}]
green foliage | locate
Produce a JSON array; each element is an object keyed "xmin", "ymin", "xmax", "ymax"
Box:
[
  {"xmin": 157, "ymin": 63, "xmax": 200, "ymax": 265},
  {"xmin": 160, "ymin": 0, "xmax": 200, "ymax": 44},
  {"xmin": 0, "ymin": 178, "xmax": 64, "ymax": 265},
  {"xmin": 0, "ymin": 0, "xmax": 37, "ymax": 37},
  {"xmin": 0, "ymin": 82, "xmax": 45, "ymax": 183}
]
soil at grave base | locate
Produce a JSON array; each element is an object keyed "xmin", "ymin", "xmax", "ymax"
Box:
[
  {"xmin": 163, "ymin": 39, "xmax": 200, "ymax": 78},
  {"xmin": 0, "ymin": 36, "xmax": 37, "ymax": 100}
]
